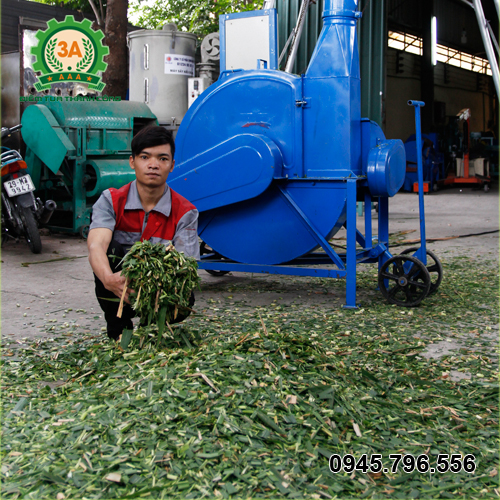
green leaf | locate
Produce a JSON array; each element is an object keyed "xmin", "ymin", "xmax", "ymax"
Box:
[
  {"xmin": 157, "ymin": 306, "xmax": 167, "ymax": 348},
  {"xmin": 120, "ymin": 328, "xmax": 134, "ymax": 349}
]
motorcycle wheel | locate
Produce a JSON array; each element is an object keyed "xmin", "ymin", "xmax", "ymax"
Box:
[{"xmin": 19, "ymin": 205, "xmax": 42, "ymax": 254}]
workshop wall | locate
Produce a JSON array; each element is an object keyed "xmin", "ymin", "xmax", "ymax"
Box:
[{"xmin": 385, "ymin": 48, "xmax": 495, "ymax": 142}]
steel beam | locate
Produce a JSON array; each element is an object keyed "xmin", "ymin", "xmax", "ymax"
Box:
[
  {"xmin": 284, "ymin": 0, "xmax": 311, "ymax": 73},
  {"xmin": 472, "ymin": 0, "xmax": 500, "ymax": 97}
]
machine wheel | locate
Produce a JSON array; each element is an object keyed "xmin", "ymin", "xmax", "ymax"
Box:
[
  {"xmin": 484, "ymin": 184, "xmax": 490, "ymax": 192},
  {"xmin": 400, "ymin": 247, "xmax": 443, "ymax": 295},
  {"xmin": 79, "ymin": 225, "xmax": 90, "ymax": 239},
  {"xmin": 19, "ymin": 206, "xmax": 42, "ymax": 254},
  {"xmin": 200, "ymin": 241, "xmax": 230, "ymax": 277},
  {"xmin": 378, "ymin": 255, "xmax": 431, "ymax": 307}
]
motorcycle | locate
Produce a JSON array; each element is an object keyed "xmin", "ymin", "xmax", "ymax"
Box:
[{"xmin": 1, "ymin": 125, "xmax": 56, "ymax": 254}]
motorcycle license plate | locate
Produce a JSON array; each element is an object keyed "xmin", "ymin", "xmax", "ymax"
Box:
[{"xmin": 4, "ymin": 175, "xmax": 35, "ymax": 197}]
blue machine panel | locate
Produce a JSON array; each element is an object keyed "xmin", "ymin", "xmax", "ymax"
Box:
[
  {"xmin": 169, "ymin": 133, "xmax": 282, "ymax": 212},
  {"xmin": 197, "ymin": 181, "xmax": 347, "ymax": 265},
  {"xmin": 171, "ymin": 70, "xmax": 303, "ymax": 180}
]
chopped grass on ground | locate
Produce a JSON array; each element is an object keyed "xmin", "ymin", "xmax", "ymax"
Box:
[{"xmin": 1, "ymin": 257, "xmax": 498, "ymax": 499}]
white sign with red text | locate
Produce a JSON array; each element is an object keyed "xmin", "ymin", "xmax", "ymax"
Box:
[{"xmin": 164, "ymin": 54, "xmax": 195, "ymax": 76}]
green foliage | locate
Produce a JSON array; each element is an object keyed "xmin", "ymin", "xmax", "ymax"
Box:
[
  {"xmin": 30, "ymin": 0, "xmax": 97, "ymax": 15},
  {"xmin": 1, "ymin": 258, "xmax": 499, "ymax": 498},
  {"xmin": 128, "ymin": 0, "xmax": 264, "ymax": 37},
  {"xmin": 120, "ymin": 240, "xmax": 200, "ymax": 330},
  {"xmin": 30, "ymin": 0, "xmax": 264, "ymax": 40}
]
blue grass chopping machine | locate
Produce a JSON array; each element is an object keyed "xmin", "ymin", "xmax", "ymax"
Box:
[{"xmin": 169, "ymin": 0, "xmax": 442, "ymax": 307}]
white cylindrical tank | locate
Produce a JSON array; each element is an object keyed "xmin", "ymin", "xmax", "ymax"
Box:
[{"xmin": 128, "ymin": 25, "xmax": 197, "ymax": 126}]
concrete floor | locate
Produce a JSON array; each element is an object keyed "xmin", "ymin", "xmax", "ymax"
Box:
[{"xmin": 1, "ymin": 185, "xmax": 498, "ymax": 343}]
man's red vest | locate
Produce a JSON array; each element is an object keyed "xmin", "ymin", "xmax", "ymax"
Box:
[{"xmin": 109, "ymin": 182, "xmax": 196, "ymax": 241}]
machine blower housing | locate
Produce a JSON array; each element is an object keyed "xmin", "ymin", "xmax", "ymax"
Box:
[{"xmin": 169, "ymin": 0, "xmax": 406, "ymax": 269}]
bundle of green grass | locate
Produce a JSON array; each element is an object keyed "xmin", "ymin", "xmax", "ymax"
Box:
[{"xmin": 120, "ymin": 241, "xmax": 200, "ymax": 336}]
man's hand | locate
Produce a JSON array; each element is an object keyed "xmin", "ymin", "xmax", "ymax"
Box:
[
  {"xmin": 88, "ymin": 228, "xmax": 136, "ymax": 303},
  {"xmin": 88, "ymin": 228, "xmax": 136, "ymax": 304},
  {"xmin": 103, "ymin": 272, "xmax": 134, "ymax": 303}
]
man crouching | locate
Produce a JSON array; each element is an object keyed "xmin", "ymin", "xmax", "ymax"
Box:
[{"xmin": 87, "ymin": 126, "xmax": 200, "ymax": 339}]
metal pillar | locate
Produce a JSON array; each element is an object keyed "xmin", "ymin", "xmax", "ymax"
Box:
[{"xmin": 421, "ymin": 0, "xmax": 435, "ymax": 132}]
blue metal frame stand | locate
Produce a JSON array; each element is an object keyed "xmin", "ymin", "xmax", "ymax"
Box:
[
  {"xmin": 199, "ymin": 175, "xmax": 396, "ymax": 309},
  {"xmin": 198, "ymin": 103, "xmax": 431, "ymax": 309}
]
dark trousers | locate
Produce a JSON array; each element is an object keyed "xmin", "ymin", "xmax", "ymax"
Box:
[
  {"xmin": 94, "ymin": 240, "xmax": 135, "ymax": 339},
  {"xmin": 94, "ymin": 240, "xmax": 195, "ymax": 339}
]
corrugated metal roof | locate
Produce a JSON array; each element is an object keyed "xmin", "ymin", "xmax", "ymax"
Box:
[{"xmin": 1, "ymin": 0, "xmax": 98, "ymax": 53}]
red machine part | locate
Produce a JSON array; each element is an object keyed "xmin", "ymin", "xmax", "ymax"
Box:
[{"xmin": 443, "ymin": 108, "xmax": 490, "ymax": 190}]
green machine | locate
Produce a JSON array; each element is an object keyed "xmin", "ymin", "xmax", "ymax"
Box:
[{"xmin": 21, "ymin": 101, "xmax": 157, "ymax": 237}]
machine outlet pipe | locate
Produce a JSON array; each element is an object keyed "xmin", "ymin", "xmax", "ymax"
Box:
[
  {"xmin": 284, "ymin": 0, "xmax": 311, "ymax": 73},
  {"xmin": 323, "ymin": 0, "xmax": 360, "ymax": 18},
  {"xmin": 472, "ymin": 0, "xmax": 500, "ymax": 98}
]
